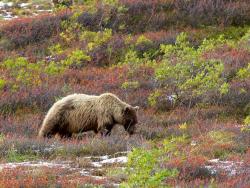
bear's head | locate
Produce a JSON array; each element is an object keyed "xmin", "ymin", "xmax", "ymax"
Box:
[{"xmin": 121, "ymin": 106, "xmax": 139, "ymax": 135}]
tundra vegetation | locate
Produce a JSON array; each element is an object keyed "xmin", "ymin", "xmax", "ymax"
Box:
[{"xmin": 0, "ymin": 0, "xmax": 250, "ymax": 187}]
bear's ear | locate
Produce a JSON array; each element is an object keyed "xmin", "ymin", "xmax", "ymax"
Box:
[{"xmin": 134, "ymin": 106, "xmax": 139, "ymax": 111}]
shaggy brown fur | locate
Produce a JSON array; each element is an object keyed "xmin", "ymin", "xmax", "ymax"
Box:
[{"xmin": 38, "ymin": 93, "xmax": 139, "ymax": 138}]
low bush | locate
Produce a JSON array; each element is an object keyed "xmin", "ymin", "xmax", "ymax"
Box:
[{"xmin": 0, "ymin": 11, "xmax": 69, "ymax": 49}]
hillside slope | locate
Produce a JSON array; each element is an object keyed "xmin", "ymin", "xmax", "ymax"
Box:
[{"xmin": 0, "ymin": 0, "xmax": 249, "ymax": 187}]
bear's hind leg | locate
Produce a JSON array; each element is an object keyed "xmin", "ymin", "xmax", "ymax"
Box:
[
  {"xmin": 58, "ymin": 132, "xmax": 72, "ymax": 139},
  {"xmin": 57, "ymin": 124, "xmax": 72, "ymax": 139}
]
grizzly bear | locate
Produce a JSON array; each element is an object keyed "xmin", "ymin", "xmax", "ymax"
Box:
[{"xmin": 38, "ymin": 93, "xmax": 139, "ymax": 138}]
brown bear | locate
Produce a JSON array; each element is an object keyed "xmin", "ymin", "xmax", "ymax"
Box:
[{"xmin": 38, "ymin": 93, "xmax": 139, "ymax": 138}]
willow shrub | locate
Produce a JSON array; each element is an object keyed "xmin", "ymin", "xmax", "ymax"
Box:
[
  {"xmin": 150, "ymin": 33, "xmax": 230, "ymax": 108},
  {"xmin": 120, "ymin": 136, "xmax": 189, "ymax": 188}
]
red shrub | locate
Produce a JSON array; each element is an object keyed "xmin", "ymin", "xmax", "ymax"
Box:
[
  {"xmin": 0, "ymin": 11, "xmax": 69, "ymax": 49},
  {"xmin": 78, "ymin": 0, "xmax": 250, "ymax": 33}
]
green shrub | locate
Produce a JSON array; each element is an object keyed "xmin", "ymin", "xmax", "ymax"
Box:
[
  {"xmin": 1, "ymin": 57, "xmax": 43, "ymax": 90},
  {"xmin": 235, "ymin": 63, "xmax": 250, "ymax": 94},
  {"xmin": 152, "ymin": 33, "xmax": 230, "ymax": 107},
  {"xmin": 237, "ymin": 63, "xmax": 250, "ymax": 79},
  {"xmin": 136, "ymin": 35, "xmax": 153, "ymax": 46},
  {"xmin": 118, "ymin": 39, "xmax": 156, "ymax": 93},
  {"xmin": 241, "ymin": 115, "xmax": 250, "ymax": 132},
  {"xmin": 121, "ymin": 136, "xmax": 189, "ymax": 187},
  {"xmin": 240, "ymin": 28, "xmax": 250, "ymax": 49},
  {"xmin": 122, "ymin": 148, "xmax": 178, "ymax": 188},
  {"xmin": 49, "ymin": 43, "xmax": 64, "ymax": 56},
  {"xmin": 7, "ymin": 145, "xmax": 38, "ymax": 162},
  {"xmin": 1, "ymin": 53, "xmax": 88, "ymax": 91},
  {"xmin": 208, "ymin": 131, "xmax": 235, "ymax": 144},
  {"xmin": 60, "ymin": 11, "xmax": 83, "ymax": 44},
  {"xmin": 44, "ymin": 61, "xmax": 65, "ymax": 76},
  {"xmin": 80, "ymin": 28, "xmax": 112, "ymax": 52},
  {"xmin": 63, "ymin": 49, "xmax": 91, "ymax": 67},
  {"xmin": 148, "ymin": 90, "xmax": 162, "ymax": 107},
  {"xmin": 121, "ymin": 81, "xmax": 140, "ymax": 90},
  {"xmin": 0, "ymin": 79, "xmax": 6, "ymax": 90}
]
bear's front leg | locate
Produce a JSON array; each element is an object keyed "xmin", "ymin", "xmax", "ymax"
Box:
[
  {"xmin": 97, "ymin": 115, "xmax": 113, "ymax": 137},
  {"xmin": 104, "ymin": 124, "xmax": 114, "ymax": 136},
  {"xmin": 97, "ymin": 127, "xmax": 108, "ymax": 137},
  {"xmin": 105, "ymin": 130, "xmax": 112, "ymax": 136}
]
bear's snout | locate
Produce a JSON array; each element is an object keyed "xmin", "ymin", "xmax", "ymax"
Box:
[
  {"xmin": 128, "ymin": 129, "xmax": 135, "ymax": 135},
  {"xmin": 125, "ymin": 120, "xmax": 137, "ymax": 135}
]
